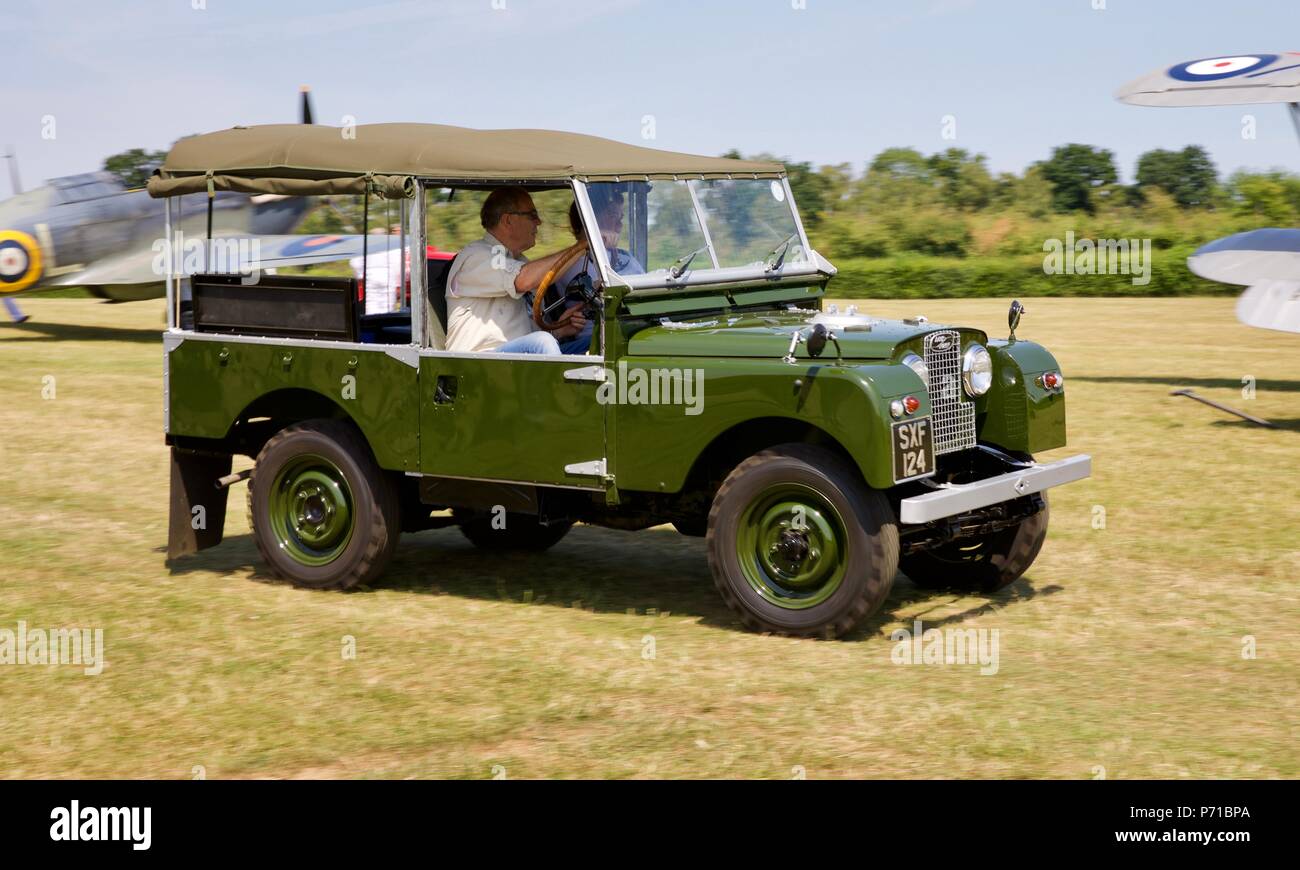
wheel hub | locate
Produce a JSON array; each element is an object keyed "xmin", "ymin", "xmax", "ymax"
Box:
[
  {"xmin": 774, "ymin": 529, "xmax": 810, "ymax": 563},
  {"xmin": 269, "ymin": 455, "xmax": 355, "ymax": 566},
  {"xmin": 737, "ymin": 485, "xmax": 847, "ymax": 610}
]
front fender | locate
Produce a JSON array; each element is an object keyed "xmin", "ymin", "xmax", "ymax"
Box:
[
  {"xmin": 978, "ymin": 339, "xmax": 1067, "ymax": 454},
  {"xmin": 612, "ymin": 358, "xmax": 928, "ymax": 492}
]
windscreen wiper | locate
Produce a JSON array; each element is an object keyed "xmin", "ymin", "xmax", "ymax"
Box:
[
  {"xmin": 668, "ymin": 246, "xmax": 709, "ymax": 279},
  {"xmin": 764, "ymin": 232, "xmax": 800, "ymax": 274}
]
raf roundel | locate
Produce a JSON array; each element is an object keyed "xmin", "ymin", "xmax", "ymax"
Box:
[
  {"xmin": 0, "ymin": 230, "xmax": 43, "ymax": 294},
  {"xmin": 281, "ymin": 234, "xmax": 347, "ymax": 257},
  {"xmin": 1168, "ymin": 54, "xmax": 1279, "ymax": 82}
]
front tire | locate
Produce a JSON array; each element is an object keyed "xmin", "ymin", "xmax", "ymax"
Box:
[
  {"xmin": 707, "ymin": 444, "xmax": 898, "ymax": 638},
  {"xmin": 900, "ymin": 497, "xmax": 1049, "ymax": 593},
  {"xmin": 248, "ymin": 419, "xmax": 400, "ymax": 590}
]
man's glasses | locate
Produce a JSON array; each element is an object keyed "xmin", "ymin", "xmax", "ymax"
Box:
[{"xmin": 506, "ymin": 209, "xmax": 541, "ymax": 221}]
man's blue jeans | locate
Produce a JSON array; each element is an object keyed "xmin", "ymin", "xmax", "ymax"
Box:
[{"xmin": 495, "ymin": 331, "xmax": 561, "ymax": 354}]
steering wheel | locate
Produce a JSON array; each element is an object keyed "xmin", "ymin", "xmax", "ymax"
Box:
[{"xmin": 532, "ymin": 241, "xmax": 593, "ymax": 331}]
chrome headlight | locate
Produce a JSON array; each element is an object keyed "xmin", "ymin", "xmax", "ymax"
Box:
[
  {"xmin": 962, "ymin": 344, "xmax": 993, "ymax": 396},
  {"xmin": 900, "ymin": 352, "xmax": 928, "ymax": 385}
]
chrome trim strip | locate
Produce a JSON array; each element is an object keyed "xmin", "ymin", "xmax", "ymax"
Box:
[
  {"xmin": 417, "ymin": 349, "xmax": 601, "ymax": 362},
  {"xmin": 161, "ymin": 329, "xmax": 420, "ymax": 369},
  {"xmin": 898, "ymin": 454, "xmax": 1091, "ymax": 525},
  {"xmin": 164, "ymin": 329, "xmax": 600, "ymax": 367},
  {"xmin": 405, "ymin": 471, "xmax": 606, "ymax": 493}
]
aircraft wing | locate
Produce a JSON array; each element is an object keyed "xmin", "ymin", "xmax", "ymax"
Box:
[
  {"xmin": 1117, "ymin": 52, "xmax": 1300, "ymax": 107},
  {"xmin": 1189, "ymin": 229, "xmax": 1300, "ymax": 334},
  {"xmin": 43, "ymin": 233, "xmax": 403, "ymax": 289}
]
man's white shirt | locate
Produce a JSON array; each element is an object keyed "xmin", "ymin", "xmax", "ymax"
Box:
[{"xmin": 444, "ymin": 232, "xmax": 534, "ymax": 353}]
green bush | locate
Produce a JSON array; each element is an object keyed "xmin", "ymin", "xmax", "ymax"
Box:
[{"xmin": 825, "ymin": 247, "xmax": 1233, "ymax": 299}]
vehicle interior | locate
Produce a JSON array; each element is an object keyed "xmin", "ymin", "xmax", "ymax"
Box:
[{"xmin": 185, "ymin": 183, "xmax": 600, "ymax": 354}]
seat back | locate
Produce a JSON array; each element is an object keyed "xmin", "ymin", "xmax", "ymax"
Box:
[{"xmin": 425, "ymin": 254, "xmax": 455, "ymax": 350}]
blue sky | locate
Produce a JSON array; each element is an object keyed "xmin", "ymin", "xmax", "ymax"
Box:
[{"xmin": 8, "ymin": 0, "xmax": 1300, "ymax": 189}]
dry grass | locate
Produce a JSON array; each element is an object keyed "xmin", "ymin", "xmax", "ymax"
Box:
[{"xmin": 0, "ymin": 297, "xmax": 1296, "ymax": 779}]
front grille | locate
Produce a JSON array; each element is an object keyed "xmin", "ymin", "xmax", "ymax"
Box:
[{"xmin": 923, "ymin": 330, "xmax": 976, "ymax": 455}]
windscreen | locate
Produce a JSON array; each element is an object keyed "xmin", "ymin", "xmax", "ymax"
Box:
[{"xmin": 585, "ymin": 178, "xmax": 806, "ymax": 279}]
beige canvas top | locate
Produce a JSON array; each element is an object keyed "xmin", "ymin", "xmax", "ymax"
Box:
[{"xmin": 148, "ymin": 123, "xmax": 785, "ymax": 199}]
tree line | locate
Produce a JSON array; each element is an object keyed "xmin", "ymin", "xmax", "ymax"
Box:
[{"xmin": 102, "ymin": 142, "xmax": 1300, "ymax": 265}]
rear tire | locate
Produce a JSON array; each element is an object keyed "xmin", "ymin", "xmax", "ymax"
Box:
[
  {"xmin": 900, "ymin": 498, "xmax": 1049, "ymax": 593},
  {"xmin": 455, "ymin": 510, "xmax": 573, "ymax": 552},
  {"xmin": 707, "ymin": 444, "xmax": 898, "ymax": 638},
  {"xmin": 248, "ymin": 419, "xmax": 400, "ymax": 590}
]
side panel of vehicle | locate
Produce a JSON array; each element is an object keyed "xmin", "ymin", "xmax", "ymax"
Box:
[
  {"xmin": 979, "ymin": 339, "xmax": 1067, "ymax": 454},
  {"xmin": 612, "ymin": 357, "xmax": 929, "ymax": 493},
  {"xmin": 166, "ymin": 338, "xmax": 420, "ymax": 470},
  {"xmin": 418, "ymin": 355, "xmax": 607, "ymax": 488}
]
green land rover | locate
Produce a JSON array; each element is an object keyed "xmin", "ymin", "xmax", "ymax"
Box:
[{"xmin": 152, "ymin": 123, "xmax": 1090, "ymax": 638}]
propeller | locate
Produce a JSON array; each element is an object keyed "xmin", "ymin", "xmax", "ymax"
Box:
[
  {"xmin": 3, "ymin": 146, "xmax": 20, "ymax": 196},
  {"xmin": 299, "ymin": 86, "xmax": 314, "ymax": 125}
]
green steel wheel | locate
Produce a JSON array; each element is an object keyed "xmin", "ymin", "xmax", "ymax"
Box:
[
  {"xmin": 267, "ymin": 453, "xmax": 355, "ymax": 566},
  {"xmin": 248, "ymin": 419, "xmax": 400, "ymax": 590},
  {"xmin": 707, "ymin": 443, "xmax": 898, "ymax": 638},
  {"xmin": 734, "ymin": 483, "xmax": 849, "ymax": 610}
]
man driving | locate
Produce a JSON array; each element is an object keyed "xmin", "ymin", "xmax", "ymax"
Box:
[
  {"xmin": 443, "ymin": 188, "xmax": 587, "ymax": 354},
  {"xmin": 549, "ymin": 187, "xmax": 645, "ymax": 354}
]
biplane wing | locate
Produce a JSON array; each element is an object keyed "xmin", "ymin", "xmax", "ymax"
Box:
[
  {"xmin": 1117, "ymin": 52, "xmax": 1300, "ymax": 107},
  {"xmin": 1189, "ymin": 229, "xmax": 1300, "ymax": 334}
]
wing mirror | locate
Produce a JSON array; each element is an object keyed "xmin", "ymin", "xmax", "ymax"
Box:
[{"xmin": 1008, "ymin": 300, "xmax": 1025, "ymax": 341}]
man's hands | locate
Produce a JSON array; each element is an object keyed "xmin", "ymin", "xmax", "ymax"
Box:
[
  {"xmin": 515, "ymin": 241, "xmax": 590, "ymax": 294},
  {"xmin": 551, "ymin": 305, "xmax": 587, "ymax": 340}
]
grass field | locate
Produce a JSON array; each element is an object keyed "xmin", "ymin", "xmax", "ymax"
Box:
[{"xmin": 1, "ymin": 297, "xmax": 1297, "ymax": 779}]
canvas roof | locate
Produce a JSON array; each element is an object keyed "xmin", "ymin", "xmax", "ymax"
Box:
[{"xmin": 148, "ymin": 123, "xmax": 785, "ymax": 199}]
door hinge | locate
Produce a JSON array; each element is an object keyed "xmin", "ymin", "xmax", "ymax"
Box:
[
  {"xmin": 564, "ymin": 459, "xmax": 611, "ymax": 483},
  {"xmin": 563, "ymin": 365, "xmax": 606, "ymax": 384}
]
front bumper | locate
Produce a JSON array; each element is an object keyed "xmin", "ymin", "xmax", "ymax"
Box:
[{"xmin": 898, "ymin": 454, "xmax": 1091, "ymax": 525}]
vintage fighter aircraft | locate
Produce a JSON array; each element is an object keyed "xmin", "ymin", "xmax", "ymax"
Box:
[
  {"xmin": 1118, "ymin": 54, "xmax": 1300, "ymax": 426},
  {"xmin": 0, "ymin": 89, "xmax": 399, "ymax": 324},
  {"xmin": 1118, "ymin": 52, "xmax": 1300, "ymax": 336}
]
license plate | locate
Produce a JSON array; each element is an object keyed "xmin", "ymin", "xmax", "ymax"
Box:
[{"xmin": 892, "ymin": 418, "xmax": 934, "ymax": 482}]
